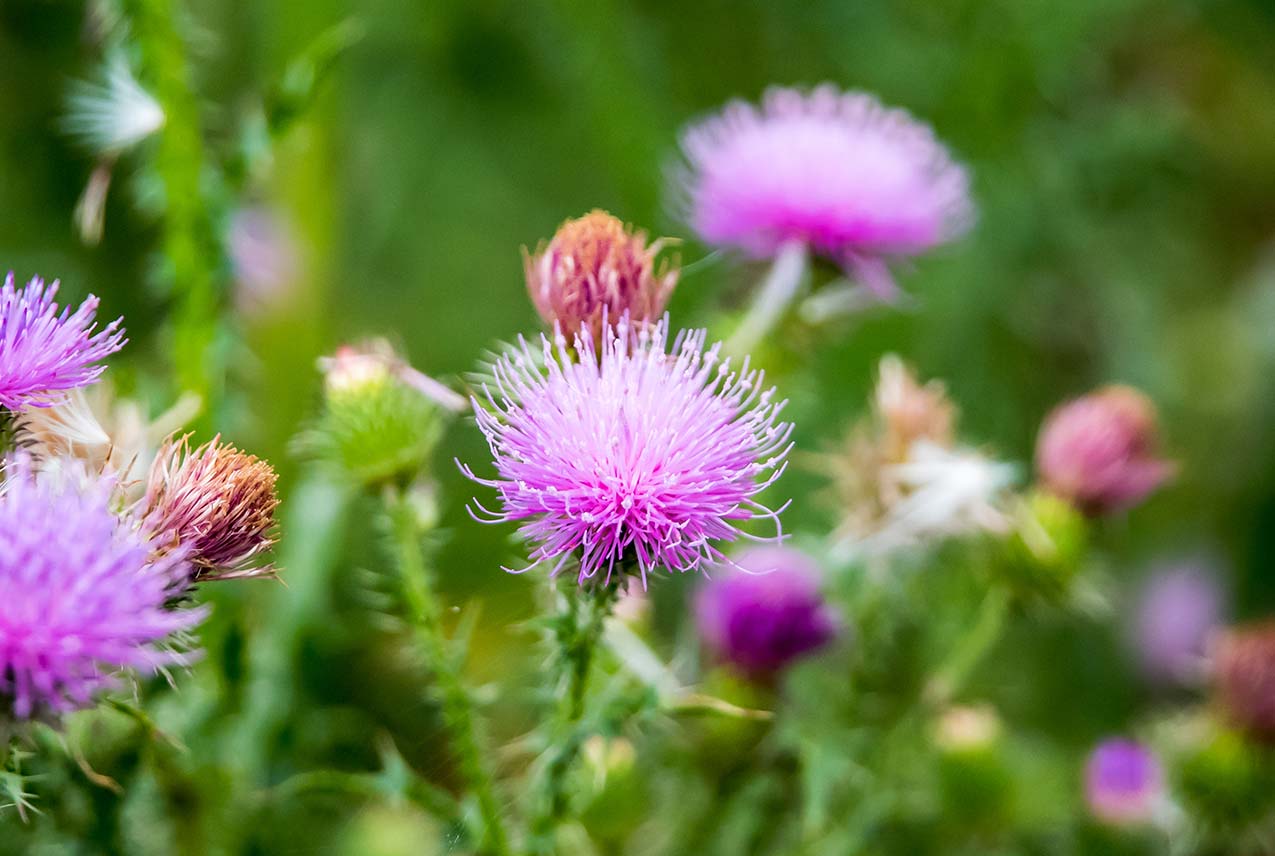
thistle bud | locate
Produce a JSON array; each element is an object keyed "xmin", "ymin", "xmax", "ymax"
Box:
[
  {"xmin": 1084, "ymin": 738, "xmax": 1163, "ymax": 826},
  {"xmin": 523, "ymin": 210, "xmax": 678, "ymax": 344},
  {"xmin": 1213, "ymin": 623, "xmax": 1275, "ymax": 742},
  {"xmin": 141, "ymin": 435, "xmax": 280, "ymax": 583},
  {"xmin": 1035, "ymin": 386, "xmax": 1174, "ymax": 515}
]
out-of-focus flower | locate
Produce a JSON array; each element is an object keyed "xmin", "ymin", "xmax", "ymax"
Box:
[
  {"xmin": 63, "ymin": 59, "xmax": 164, "ymax": 157},
  {"xmin": 524, "ymin": 210, "xmax": 677, "ymax": 346},
  {"xmin": 141, "ymin": 435, "xmax": 280, "ymax": 584},
  {"xmin": 695, "ymin": 546, "xmax": 838, "ymax": 678},
  {"xmin": 461, "ymin": 318, "xmax": 792, "ymax": 586},
  {"xmin": 1035, "ymin": 386, "xmax": 1174, "ymax": 516},
  {"xmin": 1084, "ymin": 738, "xmax": 1163, "ymax": 825},
  {"xmin": 0, "ymin": 456, "xmax": 201, "ymax": 720},
  {"xmin": 320, "ymin": 340, "xmax": 466, "ymax": 414},
  {"xmin": 934, "ymin": 704, "xmax": 1002, "ymax": 753},
  {"xmin": 228, "ymin": 207, "xmax": 301, "ymax": 316},
  {"xmin": 1213, "ymin": 623, "xmax": 1275, "ymax": 742},
  {"xmin": 828, "ymin": 356, "xmax": 1012, "ymax": 554},
  {"xmin": 678, "ymin": 84, "xmax": 972, "ymax": 298},
  {"xmin": 0, "ymin": 274, "xmax": 125, "ymax": 411},
  {"xmin": 1132, "ymin": 562, "xmax": 1225, "ymax": 687}
]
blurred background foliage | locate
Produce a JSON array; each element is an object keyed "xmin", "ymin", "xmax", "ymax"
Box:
[{"xmin": 2, "ymin": 0, "xmax": 1275, "ymax": 853}]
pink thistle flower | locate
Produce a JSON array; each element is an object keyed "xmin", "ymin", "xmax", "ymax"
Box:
[
  {"xmin": 677, "ymin": 84, "xmax": 972, "ymax": 297},
  {"xmin": 1084, "ymin": 738, "xmax": 1163, "ymax": 825},
  {"xmin": 0, "ymin": 273, "xmax": 126, "ymax": 410},
  {"xmin": 460, "ymin": 318, "xmax": 792, "ymax": 586},
  {"xmin": 1035, "ymin": 386, "xmax": 1175, "ymax": 516},
  {"xmin": 0, "ymin": 456, "xmax": 201, "ymax": 720}
]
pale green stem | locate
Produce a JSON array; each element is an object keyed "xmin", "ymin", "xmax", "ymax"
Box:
[
  {"xmin": 926, "ymin": 586, "xmax": 1012, "ymax": 706},
  {"xmin": 726, "ymin": 239, "xmax": 809, "ymax": 358}
]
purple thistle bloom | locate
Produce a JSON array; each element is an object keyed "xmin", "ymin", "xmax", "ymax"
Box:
[
  {"xmin": 461, "ymin": 318, "xmax": 792, "ymax": 586},
  {"xmin": 1084, "ymin": 738, "xmax": 1162, "ymax": 825},
  {"xmin": 695, "ymin": 546, "xmax": 839, "ymax": 677},
  {"xmin": 677, "ymin": 84, "xmax": 972, "ymax": 297},
  {"xmin": 1132, "ymin": 562, "xmax": 1224, "ymax": 687},
  {"xmin": 0, "ymin": 273, "xmax": 125, "ymax": 410},
  {"xmin": 0, "ymin": 456, "xmax": 201, "ymax": 720}
]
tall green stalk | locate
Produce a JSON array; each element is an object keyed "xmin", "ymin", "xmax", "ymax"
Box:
[
  {"xmin": 526, "ymin": 576, "xmax": 619, "ymax": 855},
  {"xmin": 126, "ymin": 0, "xmax": 223, "ymax": 413},
  {"xmin": 384, "ymin": 487, "xmax": 512, "ymax": 856}
]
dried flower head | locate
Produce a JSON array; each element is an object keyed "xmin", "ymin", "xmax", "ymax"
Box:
[
  {"xmin": 1084, "ymin": 739, "xmax": 1163, "ymax": 825},
  {"xmin": 524, "ymin": 210, "xmax": 678, "ymax": 345},
  {"xmin": 695, "ymin": 546, "xmax": 839, "ymax": 677},
  {"xmin": 0, "ymin": 274, "xmax": 125, "ymax": 411},
  {"xmin": 1036, "ymin": 385, "xmax": 1174, "ymax": 515},
  {"xmin": 0, "ymin": 456, "xmax": 200, "ymax": 720},
  {"xmin": 1214, "ymin": 623, "xmax": 1275, "ymax": 742},
  {"xmin": 678, "ymin": 84, "xmax": 972, "ymax": 297},
  {"xmin": 461, "ymin": 317, "xmax": 792, "ymax": 586},
  {"xmin": 141, "ymin": 435, "xmax": 280, "ymax": 583}
]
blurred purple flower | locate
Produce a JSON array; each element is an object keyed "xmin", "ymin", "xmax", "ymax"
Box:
[
  {"xmin": 1084, "ymin": 738, "xmax": 1162, "ymax": 825},
  {"xmin": 696, "ymin": 546, "xmax": 839, "ymax": 677},
  {"xmin": 1035, "ymin": 386, "xmax": 1174, "ymax": 515},
  {"xmin": 228, "ymin": 207, "xmax": 299, "ymax": 315},
  {"xmin": 0, "ymin": 273, "xmax": 125, "ymax": 410},
  {"xmin": 677, "ymin": 84, "xmax": 972, "ymax": 297},
  {"xmin": 461, "ymin": 318, "xmax": 792, "ymax": 586},
  {"xmin": 0, "ymin": 456, "xmax": 201, "ymax": 720},
  {"xmin": 1132, "ymin": 562, "xmax": 1224, "ymax": 687}
]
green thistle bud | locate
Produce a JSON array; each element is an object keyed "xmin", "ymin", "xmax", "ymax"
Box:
[
  {"xmin": 1002, "ymin": 489, "xmax": 1089, "ymax": 601},
  {"xmin": 1171, "ymin": 722, "xmax": 1275, "ymax": 844},
  {"xmin": 933, "ymin": 705, "xmax": 1013, "ymax": 828}
]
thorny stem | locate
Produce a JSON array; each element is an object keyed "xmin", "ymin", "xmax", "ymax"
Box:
[
  {"xmin": 126, "ymin": 0, "xmax": 224, "ymax": 414},
  {"xmin": 384, "ymin": 486, "xmax": 512, "ymax": 856},
  {"xmin": 526, "ymin": 575, "xmax": 619, "ymax": 856}
]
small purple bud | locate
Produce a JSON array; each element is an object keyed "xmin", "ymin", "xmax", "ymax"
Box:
[{"xmin": 1084, "ymin": 738, "xmax": 1162, "ymax": 825}]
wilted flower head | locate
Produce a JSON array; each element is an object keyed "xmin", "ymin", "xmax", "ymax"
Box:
[
  {"xmin": 695, "ymin": 546, "xmax": 838, "ymax": 677},
  {"xmin": 0, "ymin": 456, "xmax": 200, "ymax": 720},
  {"xmin": 1213, "ymin": 623, "xmax": 1275, "ymax": 742},
  {"xmin": 1084, "ymin": 739, "xmax": 1163, "ymax": 825},
  {"xmin": 141, "ymin": 435, "xmax": 280, "ymax": 583},
  {"xmin": 63, "ymin": 58, "xmax": 164, "ymax": 156},
  {"xmin": 462, "ymin": 317, "xmax": 792, "ymax": 586},
  {"xmin": 678, "ymin": 84, "xmax": 972, "ymax": 297},
  {"xmin": 1132, "ymin": 562, "xmax": 1225, "ymax": 687},
  {"xmin": 524, "ymin": 210, "xmax": 678, "ymax": 345},
  {"xmin": 0, "ymin": 274, "xmax": 125, "ymax": 411},
  {"xmin": 1036, "ymin": 386, "xmax": 1174, "ymax": 515}
]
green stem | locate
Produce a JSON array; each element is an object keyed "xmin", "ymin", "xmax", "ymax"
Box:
[
  {"xmin": 385, "ymin": 487, "xmax": 512, "ymax": 856},
  {"xmin": 126, "ymin": 0, "xmax": 223, "ymax": 414},
  {"xmin": 526, "ymin": 577, "xmax": 618, "ymax": 856},
  {"xmin": 927, "ymin": 586, "xmax": 1012, "ymax": 705}
]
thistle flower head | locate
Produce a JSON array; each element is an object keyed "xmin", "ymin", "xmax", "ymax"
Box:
[
  {"xmin": 461, "ymin": 317, "xmax": 792, "ymax": 586},
  {"xmin": 1084, "ymin": 738, "xmax": 1163, "ymax": 825},
  {"xmin": 1036, "ymin": 385, "xmax": 1174, "ymax": 515},
  {"xmin": 63, "ymin": 58, "xmax": 164, "ymax": 156},
  {"xmin": 524, "ymin": 210, "xmax": 678, "ymax": 345},
  {"xmin": 695, "ymin": 546, "xmax": 838, "ymax": 677},
  {"xmin": 1213, "ymin": 623, "xmax": 1275, "ymax": 742},
  {"xmin": 0, "ymin": 274, "xmax": 125, "ymax": 411},
  {"xmin": 0, "ymin": 456, "xmax": 200, "ymax": 720},
  {"xmin": 1133, "ymin": 562, "xmax": 1225, "ymax": 687},
  {"xmin": 678, "ymin": 84, "xmax": 972, "ymax": 296},
  {"xmin": 141, "ymin": 435, "xmax": 280, "ymax": 584}
]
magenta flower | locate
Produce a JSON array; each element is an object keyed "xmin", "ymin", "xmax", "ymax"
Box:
[
  {"xmin": 677, "ymin": 84, "xmax": 972, "ymax": 296},
  {"xmin": 461, "ymin": 318, "xmax": 792, "ymax": 585},
  {"xmin": 696, "ymin": 546, "xmax": 839, "ymax": 678},
  {"xmin": 0, "ymin": 273, "xmax": 125, "ymax": 410},
  {"xmin": 0, "ymin": 456, "xmax": 201, "ymax": 719},
  {"xmin": 1084, "ymin": 738, "xmax": 1162, "ymax": 825},
  {"xmin": 1036, "ymin": 386, "xmax": 1175, "ymax": 516}
]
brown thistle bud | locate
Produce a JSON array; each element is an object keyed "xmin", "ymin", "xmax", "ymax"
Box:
[
  {"xmin": 142, "ymin": 434, "xmax": 280, "ymax": 583},
  {"xmin": 1213, "ymin": 623, "xmax": 1275, "ymax": 742},
  {"xmin": 523, "ymin": 210, "xmax": 678, "ymax": 344}
]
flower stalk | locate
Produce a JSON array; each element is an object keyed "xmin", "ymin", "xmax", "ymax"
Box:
[{"xmin": 383, "ymin": 486, "xmax": 511, "ymax": 856}]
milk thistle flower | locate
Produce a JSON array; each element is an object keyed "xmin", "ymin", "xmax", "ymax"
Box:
[
  {"xmin": 1036, "ymin": 386, "xmax": 1175, "ymax": 515},
  {"xmin": 461, "ymin": 317, "xmax": 792, "ymax": 586},
  {"xmin": 695, "ymin": 546, "xmax": 838, "ymax": 677},
  {"xmin": 1213, "ymin": 623, "xmax": 1275, "ymax": 742},
  {"xmin": 0, "ymin": 274, "xmax": 125, "ymax": 411},
  {"xmin": 1084, "ymin": 739, "xmax": 1163, "ymax": 825},
  {"xmin": 0, "ymin": 456, "xmax": 200, "ymax": 720},
  {"xmin": 141, "ymin": 435, "xmax": 280, "ymax": 584},
  {"xmin": 678, "ymin": 84, "xmax": 972, "ymax": 297},
  {"xmin": 524, "ymin": 210, "xmax": 678, "ymax": 346}
]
